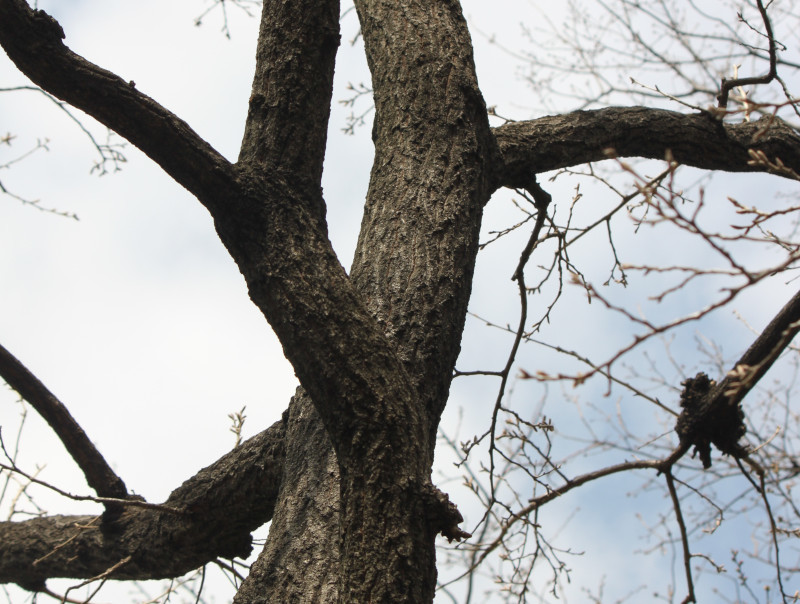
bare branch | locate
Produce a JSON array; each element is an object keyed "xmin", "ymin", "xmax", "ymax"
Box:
[
  {"xmin": 493, "ymin": 107, "xmax": 800, "ymax": 190},
  {"xmin": 0, "ymin": 342, "xmax": 128, "ymax": 502},
  {"xmin": 0, "ymin": 416, "xmax": 286, "ymax": 588},
  {"xmin": 0, "ymin": 0, "xmax": 234, "ymax": 204},
  {"xmin": 717, "ymin": 0, "xmax": 779, "ymax": 108},
  {"xmin": 664, "ymin": 469, "xmax": 697, "ymax": 604}
]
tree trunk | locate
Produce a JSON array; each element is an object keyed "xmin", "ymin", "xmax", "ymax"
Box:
[
  {"xmin": 232, "ymin": 1, "xmax": 499, "ymax": 600},
  {"xmin": 233, "ymin": 390, "xmax": 340, "ymax": 603}
]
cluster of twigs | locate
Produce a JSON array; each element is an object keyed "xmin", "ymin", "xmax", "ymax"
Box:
[
  {"xmin": 444, "ymin": 1, "xmax": 800, "ymax": 602},
  {"xmin": 193, "ymin": 0, "xmax": 260, "ymax": 39},
  {"xmin": 1, "ymin": 85, "xmax": 130, "ymax": 221}
]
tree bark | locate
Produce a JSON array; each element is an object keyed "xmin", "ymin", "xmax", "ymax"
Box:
[
  {"xmin": 0, "ymin": 418, "xmax": 286, "ymax": 588},
  {"xmin": 494, "ymin": 107, "xmax": 800, "ymax": 188},
  {"xmin": 233, "ymin": 390, "xmax": 340, "ymax": 603},
  {"xmin": 0, "ymin": 343, "xmax": 128, "ymax": 501}
]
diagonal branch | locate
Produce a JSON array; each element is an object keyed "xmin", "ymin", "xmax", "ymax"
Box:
[
  {"xmin": 0, "ymin": 342, "xmax": 127, "ymax": 501},
  {"xmin": 676, "ymin": 288, "xmax": 800, "ymax": 466},
  {"xmin": 493, "ymin": 107, "xmax": 800, "ymax": 189},
  {"xmin": 715, "ymin": 288, "xmax": 800, "ymax": 407},
  {"xmin": 0, "ymin": 0, "xmax": 234, "ymax": 204}
]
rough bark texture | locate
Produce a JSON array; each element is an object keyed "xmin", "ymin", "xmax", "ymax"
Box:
[
  {"xmin": 237, "ymin": 0, "xmax": 338, "ymax": 231},
  {"xmin": 350, "ymin": 0, "xmax": 500, "ymax": 456},
  {"xmin": 233, "ymin": 389, "xmax": 340, "ymax": 603},
  {"xmin": 2, "ymin": 0, "xmax": 800, "ymax": 602},
  {"xmin": 676, "ymin": 288, "xmax": 800, "ymax": 467},
  {"xmin": 0, "ymin": 419, "xmax": 286, "ymax": 588},
  {"xmin": 494, "ymin": 107, "xmax": 800, "ymax": 188}
]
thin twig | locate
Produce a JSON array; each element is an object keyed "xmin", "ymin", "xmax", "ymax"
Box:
[
  {"xmin": 664, "ymin": 469, "xmax": 696, "ymax": 604},
  {"xmin": 717, "ymin": 0, "xmax": 778, "ymax": 107}
]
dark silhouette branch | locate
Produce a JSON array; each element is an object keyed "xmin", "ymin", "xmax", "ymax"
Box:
[
  {"xmin": 448, "ymin": 445, "xmax": 690, "ymax": 586},
  {"xmin": 0, "ymin": 447, "xmax": 179, "ymax": 514},
  {"xmin": 712, "ymin": 288, "xmax": 800, "ymax": 407},
  {"xmin": 738, "ymin": 455, "xmax": 790, "ymax": 600},
  {"xmin": 486, "ymin": 187, "xmax": 552, "ymax": 507},
  {"xmin": 676, "ymin": 288, "xmax": 800, "ymax": 466},
  {"xmin": 717, "ymin": 0, "xmax": 778, "ymax": 108},
  {"xmin": 664, "ymin": 469, "xmax": 696, "ymax": 604},
  {"xmin": 0, "ymin": 342, "xmax": 128, "ymax": 501},
  {"xmin": 0, "ymin": 0, "xmax": 235, "ymax": 205},
  {"xmin": 493, "ymin": 107, "xmax": 800, "ymax": 189}
]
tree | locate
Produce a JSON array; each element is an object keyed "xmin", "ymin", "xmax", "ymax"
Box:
[{"xmin": 1, "ymin": 0, "xmax": 799, "ymax": 602}]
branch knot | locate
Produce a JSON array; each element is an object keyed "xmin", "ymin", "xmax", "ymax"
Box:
[
  {"xmin": 421, "ymin": 483, "xmax": 471, "ymax": 543},
  {"xmin": 675, "ymin": 372, "xmax": 747, "ymax": 469}
]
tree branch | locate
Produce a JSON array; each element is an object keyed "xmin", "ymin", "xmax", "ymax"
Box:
[
  {"xmin": 0, "ymin": 1, "xmax": 419, "ymax": 462},
  {"xmin": 676, "ymin": 287, "xmax": 800, "ymax": 466},
  {"xmin": 717, "ymin": 0, "xmax": 778, "ymax": 108},
  {"xmin": 0, "ymin": 0, "xmax": 234, "ymax": 204},
  {"xmin": 238, "ymin": 0, "xmax": 339, "ymax": 230},
  {"xmin": 0, "ymin": 416, "xmax": 286, "ymax": 588},
  {"xmin": 350, "ymin": 0, "xmax": 501, "ymax": 443},
  {"xmin": 457, "ymin": 445, "xmax": 689, "ymax": 581},
  {"xmin": 494, "ymin": 107, "xmax": 800, "ymax": 189},
  {"xmin": 0, "ymin": 343, "xmax": 128, "ymax": 501}
]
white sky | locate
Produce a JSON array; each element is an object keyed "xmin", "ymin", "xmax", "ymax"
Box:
[{"xmin": 1, "ymin": 1, "xmax": 797, "ymax": 602}]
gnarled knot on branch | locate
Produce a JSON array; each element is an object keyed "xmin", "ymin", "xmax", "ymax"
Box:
[
  {"xmin": 675, "ymin": 372, "xmax": 747, "ymax": 469},
  {"xmin": 420, "ymin": 483, "xmax": 472, "ymax": 543}
]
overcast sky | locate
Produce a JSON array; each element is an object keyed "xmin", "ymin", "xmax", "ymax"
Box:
[{"xmin": 2, "ymin": 1, "xmax": 797, "ymax": 602}]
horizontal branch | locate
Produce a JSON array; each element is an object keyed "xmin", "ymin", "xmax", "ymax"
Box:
[
  {"xmin": 494, "ymin": 107, "xmax": 800, "ymax": 188},
  {"xmin": 0, "ymin": 416, "xmax": 286, "ymax": 588}
]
